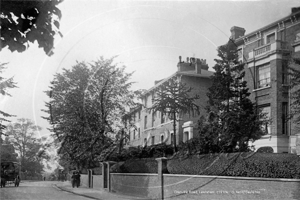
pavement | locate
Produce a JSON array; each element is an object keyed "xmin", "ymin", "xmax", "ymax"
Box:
[{"xmin": 54, "ymin": 181, "xmax": 150, "ymax": 200}]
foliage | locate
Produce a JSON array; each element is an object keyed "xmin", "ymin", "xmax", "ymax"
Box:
[
  {"xmin": 256, "ymin": 146, "xmax": 274, "ymax": 153},
  {"xmin": 0, "ymin": 0, "xmax": 63, "ymax": 55},
  {"xmin": 199, "ymin": 40, "xmax": 267, "ymax": 153},
  {"xmin": 110, "ymin": 158, "xmax": 158, "ymax": 173},
  {"xmin": 5, "ymin": 118, "xmax": 49, "ymax": 176},
  {"xmin": 44, "ymin": 57, "xmax": 136, "ymax": 170},
  {"xmin": 167, "ymin": 153, "xmax": 300, "ymax": 178},
  {"xmin": 0, "ymin": 137, "xmax": 18, "ymax": 162},
  {"xmin": 0, "ymin": 63, "xmax": 17, "ymax": 135},
  {"xmin": 288, "ymin": 57, "xmax": 300, "ymax": 126},
  {"xmin": 148, "ymin": 78, "xmax": 200, "ymax": 152},
  {"xmin": 98, "ymin": 143, "xmax": 174, "ymax": 162}
]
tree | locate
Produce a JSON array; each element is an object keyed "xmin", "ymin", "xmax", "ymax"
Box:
[
  {"xmin": 199, "ymin": 40, "xmax": 266, "ymax": 153},
  {"xmin": 44, "ymin": 57, "xmax": 136, "ymax": 170},
  {"xmin": 0, "ymin": 136, "xmax": 18, "ymax": 162},
  {"xmin": 5, "ymin": 118, "xmax": 49, "ymax": 176},
  {"xmin": 0, "ymin": 63, "xmax": 17, "ymax": 136},
  {"xmin": 0, "ymin": 0, "xmax": 63, "ymax": 55},
  {"xmin": 148, "ymin": 78, "xmax": 200, "ymax": 152},
  {"xmin": 288, "ymin": 56, "xmax": 300, "ymax": 126}
]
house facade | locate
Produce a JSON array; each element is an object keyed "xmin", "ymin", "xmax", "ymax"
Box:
[
  {"xmin": 127, "ymin": 57, "xmax": 212, "ymax": 147},
  {"xmin": 230, "ymin": 7, "xmax": 300, "ymax": 153}
]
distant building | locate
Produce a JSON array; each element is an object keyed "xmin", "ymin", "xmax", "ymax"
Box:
[
  {"xmin": 126, "ymin": 56, "xmax": 213, "ymax": 147},
  {"xmin": 229, "ymin": 7, "xmax": 300, "ymax": 153}
]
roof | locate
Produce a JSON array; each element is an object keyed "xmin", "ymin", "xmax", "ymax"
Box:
[
  {"xmin": 235, "ymin": 9, "xmax": 300, "ymax": 43},
  {"xmin": 143, "ymin": 69, "xmax": 213, "ymax": 95}
]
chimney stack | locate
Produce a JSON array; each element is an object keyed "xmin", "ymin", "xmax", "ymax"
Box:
[{"xmin": 230, "ymin": 26, "xmax": 245, "ymax": 40}]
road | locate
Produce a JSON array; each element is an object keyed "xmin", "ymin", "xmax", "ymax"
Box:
[{"xmin": 0, "ymin": 181, "xmax": 91, "ymax": 200}]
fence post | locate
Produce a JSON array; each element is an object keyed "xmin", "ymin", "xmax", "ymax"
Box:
[
  {"xmin": 88, "ymin": 169, "xmax": 93, "ymax": 188},
  {"xmin": 156, "ymin": 157, "xmax": 168, "ymax": 200},
  {"xmin": 100, "ymin": 162, "xmax": 108, "ymax": 189},
  {"xmin": 105, "ymin": 161, "xmax": 117, "ymax": 192}
]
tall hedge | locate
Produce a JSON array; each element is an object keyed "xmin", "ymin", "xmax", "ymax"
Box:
[{"xmin": 167, "ymin": 153, "xmax": 300, "ymax": 179}]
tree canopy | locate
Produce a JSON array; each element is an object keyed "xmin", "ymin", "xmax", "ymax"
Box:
[
  {"xmin": 0, "ymin": 0, "xmax": 63, "ymax": 55},
  {"xmin": 199, "ymin": 40, "xmax": 267, "ymax": 153},
  {"xmin": 44, "ymin": 57, "xmax": 136, "ymax": 170},
  {"xmin": 0, "ymin": 63, "xmax": 17, "ymax": 135},
  {"xmin": 148, "ymin": 77, "xmax": 200, "ymax": 152},
  {"xmin": 5, "ymin": 118, "xmax": 49, "ymax": 176}
]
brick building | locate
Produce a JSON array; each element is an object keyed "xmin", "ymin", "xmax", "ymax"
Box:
[
  {"xmin": 230, "ymin": 7, "xmax": 300, "ymax": 153},
  {"xmin": 126, "ymin": 57, "xmax": 212, "ymax": 147}
]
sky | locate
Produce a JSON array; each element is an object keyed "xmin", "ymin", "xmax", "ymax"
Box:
[{"xmin": 1, "ymin": 0, "xmax": 300, "ymax": 139}]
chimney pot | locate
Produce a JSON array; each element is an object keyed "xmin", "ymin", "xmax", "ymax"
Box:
[
  {"xmin": 187, "ymin": 57, "xmax": 189, "ymax": 63},
  {"xmin": 179, "ymin": 56, "xmax": 182, "ymax": 63}
]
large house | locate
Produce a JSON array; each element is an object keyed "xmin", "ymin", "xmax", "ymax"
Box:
[
  {"xmin": 126, "ymin": 57, "xmax": 213, "ymax": 147},
  {"xmin": 126, "ymin": 7, "xmax": 300, "ymax": 154},
  {"xmin": 230, "ymin": 7, "xmax": 300, "ymax": 153}
]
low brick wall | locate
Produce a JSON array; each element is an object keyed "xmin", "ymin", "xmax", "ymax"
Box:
[
  {"xmin": 92, "ymin": 175, "xmax": 103, "ymax": 189},
  {"xmin": 111, "ymin": 173, "xmax": 160, "ymax": 199},
  {"xmin": 163, "ymin": 175, "xmax": 300, "ymax": 200},
  {"xmin": 109, "ymin": 173, "xmax": 300, "ymax": 200}
]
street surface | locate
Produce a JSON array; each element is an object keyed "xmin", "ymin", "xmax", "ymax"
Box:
[{"xmin": 0, "ymin": 181, "xmax": 91, "ymax": 200}]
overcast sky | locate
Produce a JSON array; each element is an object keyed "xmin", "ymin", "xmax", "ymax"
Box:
[{"xmin": 1, "ymin": 0, "xmax": 299, "ymax": 138}]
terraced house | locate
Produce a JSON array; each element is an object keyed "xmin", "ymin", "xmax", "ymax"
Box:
[
  {"xmin": 126, "ymin": 57, "xmax": 213, "ymax": 147},
  {"xmin": 230, "ymin": 7, "xmax": 300, "ymax": 153}
]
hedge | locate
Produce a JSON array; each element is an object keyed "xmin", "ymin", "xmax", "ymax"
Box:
[
  {"xmin": 110, "ymin": 158, "xmax": 158, "ymax": 173},
  {"xmin": 167, "ymin": 152, "xmax": 300, "ymax": 179}
]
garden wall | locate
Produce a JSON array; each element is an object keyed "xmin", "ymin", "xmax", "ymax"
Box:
[
  {"xmin": 163, "ymin": 174, "xmax": 300, "ymax": 200},
  {"xmin": 110, "ymin": 173, "xmax": 160, "ymax": 199}
]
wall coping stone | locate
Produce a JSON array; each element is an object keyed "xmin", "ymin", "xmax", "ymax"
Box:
[
  {"xmin": 163, "ymin": 174, "xmax": 300, "ymax": 182},
  {"xmin": 111, "ymin": 173, "xmax": 157, "ymax": 176}
]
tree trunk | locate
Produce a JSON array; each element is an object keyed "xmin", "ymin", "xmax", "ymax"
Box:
[{"xmin": 173, "ymin": 112, "xmax": 177, "ymax": 152}]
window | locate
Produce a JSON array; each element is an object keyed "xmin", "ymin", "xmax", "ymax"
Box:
[
  {"xmin": 161, "ymin": 112, "xmax": 165, "ymax": 124},
  {"xmin": 161, "ymin": 135, "xmax": 164, "ymax": 143},
  {"xmin": 138, "ymin": 128, "xmax": 140, "ymax": 138},
  {"xmin": 133, "ymin": 129, "xmax": 135, "ymax": 140},
  {"xmin": 257, "ymin": 64, "xmax": 270, "ymax": 88},
  {"xmin": 170, "ymin": 133, "xmax": 174, "ymax": 145},
  {"xmin": 282, "ymin": 102, "xmax": 288, "ymax": 135},
  {"xmin": 144, "ymin": 138, "xmax": 147, "ymax": 146},
  {"xmin": 151, "ymin": 136, "xmax": 155, "ymax": 145},
  {"xmin": 184, "ymin": 132, "xmax": 189, "ymax": 142},
  {"xmin": 138, "ymin": 111, "xmax": 141, "ymax": 120},
  {"xmin": 266, "ymin": 33, "xmax": 275, "ymax": 44},
  {"xmin": 237, "ymin": 48, "xmax": 243, "ymax": 62},
  {"xmin": 144, "ymin": 116, "xmax": 147, "ymax": 129},
  {"xmin": 152, "ymin": 111, "xmax": 156, "ymax": 127},
  {"xmin": 260, "ymin": 105, "xmax": 271, "ymax": 134},
  {"xmin": 144, "ymin": 96, "xmax": 148, "ymax": 108},
  {"xmin": 282, "ymin": 60, "xmax": 288, "ymax": 84}
]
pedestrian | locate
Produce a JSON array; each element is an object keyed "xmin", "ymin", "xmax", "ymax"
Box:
[
  {"xmin": 71, "ymin": 171, "xmax": 76, "ymax": 188},
  {"xmin": 75, "ymin": 171, "xmax": 81, "ymax": 188}
]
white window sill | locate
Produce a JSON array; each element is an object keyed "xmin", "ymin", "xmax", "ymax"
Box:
[{"xmin": 253, "ymin": 85, "xmax": 271, "ymax": 92}]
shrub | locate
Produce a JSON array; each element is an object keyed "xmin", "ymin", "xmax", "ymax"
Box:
[
  {"xmin": 110, "ymin": 158, "xmax": 158, "ymax": 173},
  {"xmin": 167, "ymin": 152, "xmax": 300, "ymax": 178},
  {"xmin": 257, "ymin": 146, "xmax": 274, "ymax": 153}
]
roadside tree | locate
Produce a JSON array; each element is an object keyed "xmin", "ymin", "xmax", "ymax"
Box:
[
  {"xmin": 5, "ymin": 118, "xmax": 49, "ymax": 177},
  {"xmin": 0, "ymin": 0, "xmax": 63, "ymax": 55},
  {"xmin": 0, "ymin": 63, "xmax": 17, "ymax": 136},
  {"xmin": 44, "ymin": 57, "xmax": 136, "ymax": 170}
]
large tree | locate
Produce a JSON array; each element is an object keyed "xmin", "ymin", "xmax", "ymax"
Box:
[
  {"xmin": 5, "ymin": 118, "xmax": 49, "ymax": 177},
  {"xmin": 44, "ymin": 57, "xmax": 136, "ymax": 170},
  {"xmin": 0, "ymin": 63, "xmax": 17, "ymax": 135},
  {"xmin": 199, "ymin": 40, "xmax": 266, "ymax": 153},
  {"xmin": 148, "ymin": 78, "xmax": 200, "ymax": 152},
  {"xmin": 0, "ymin": 0, "xmax": 63, "ymax": 55},
  {"xmin": 288, "ymin": 56, "xmax": 300, "ymax": 126}
]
